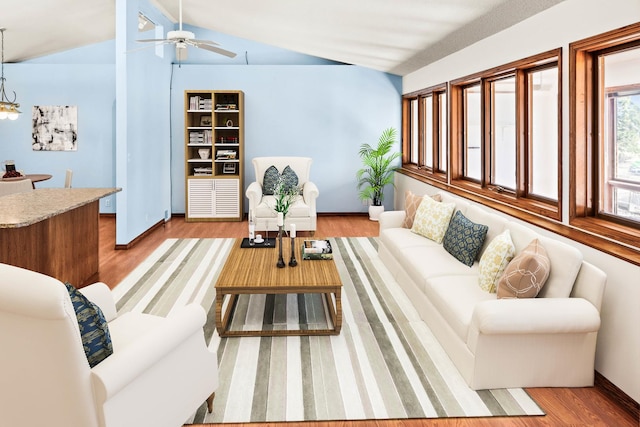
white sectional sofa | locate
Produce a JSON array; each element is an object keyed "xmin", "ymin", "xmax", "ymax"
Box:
[{"xmin": 378, "ymin": 191, "xmax": 606, "ymax": 390}]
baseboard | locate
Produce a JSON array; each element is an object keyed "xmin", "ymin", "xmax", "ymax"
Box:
[
  {"xmin": 114, "ymin": 219, "xmax": 166, "ymax": 250},
  {"xmin": 318, "ymin": 212, "xmax": 370, "ymax": 217},
  {"xmin": 596, "ymin": 371, "xmax": 639, "ymax": 420}
]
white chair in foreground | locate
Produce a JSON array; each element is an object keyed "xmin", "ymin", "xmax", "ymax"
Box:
[
  {"xmin": 0, "ymin": 263, "xmax": 218, "ymax": 427},
  {"xmin": 246, "ymin": 156, "xmax": 319, "ymax": 234},
  {"xmin": 0, "ymin": 178, "xmax": 33, "ymax": 196}
]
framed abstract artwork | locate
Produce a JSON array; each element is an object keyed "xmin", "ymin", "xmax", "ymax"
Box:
[{"xmin": 32, "ymin": 105, "xmax": 78, "ymax": 151}]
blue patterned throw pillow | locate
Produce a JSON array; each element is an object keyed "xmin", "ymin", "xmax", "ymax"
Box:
[
  {"xmin": 262, "ymin": 165, "xmax": 300, "ymax": 195},
  {"xmin": 65, "ymin": 282, "xmax": 113, "ymax": 368},
  {"xmin": 262, "ymin": 165, "xmax": 280, "ymax": 195},
  {"xmin": 281, "ymin": 165, "xmax": 299, "ymax": 192},
  {"xmin": 442, "ymin": 211, "xmax": 488, "ymax": 267}
]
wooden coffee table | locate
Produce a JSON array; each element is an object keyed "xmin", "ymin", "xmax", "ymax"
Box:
[{"xmin": 215, "ymin": 238, "xmax": 342, "ymax": 337}]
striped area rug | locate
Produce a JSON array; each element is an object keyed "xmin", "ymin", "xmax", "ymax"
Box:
[{"xmin": 113, "ymin": 237, "xmax": 544, "ymax": 423}]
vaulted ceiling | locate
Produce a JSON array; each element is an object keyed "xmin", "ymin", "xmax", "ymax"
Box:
[{"xmin": 1, "ymin": 0, "xmax": 564, "ymax": 75}]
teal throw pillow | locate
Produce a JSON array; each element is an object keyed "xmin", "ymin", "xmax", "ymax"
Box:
[
  {"xmin": 262, "ymin": 165, "xmax": 280, "ymax": 195},
  {"xmin": 65, "ymin": 282, "xmax": 113, "ymax": 368},
  {"xmin": 442, "ymin": 211, "xmax": 488, "ymax": 267}
]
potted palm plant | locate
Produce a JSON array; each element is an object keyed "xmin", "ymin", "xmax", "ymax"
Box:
[{"xmin": 356, "ymin": 127, "xmax": 401, "ymax": 221}]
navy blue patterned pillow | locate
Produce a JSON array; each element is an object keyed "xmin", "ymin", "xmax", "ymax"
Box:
[
  {"xmin": 442, "ymin": 211, "xmax": 488, "ymax": 267},
  {"xmin": 262, "ymin": 165, "xmax": 280, "ymax": 195},
  {"xmin": 65, "ymin": 282, "xmax": 113, "ymax": 367},
  {"xmin": 281, "ymin": 165, "xmax": 299, "ymax": 192}
]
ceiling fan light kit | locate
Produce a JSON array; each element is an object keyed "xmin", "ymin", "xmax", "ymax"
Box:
[{"xmin": 0, "ymin": 28, "xmax": 20, "ymax": 121}]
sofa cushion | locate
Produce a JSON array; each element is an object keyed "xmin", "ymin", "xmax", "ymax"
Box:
[
  {"xmin": 497, "ymin": 239, "xmax": 550, "ymax": 298},
  {"xmin": 398, "ymin": 246, "xmax": 479, "ymax": 293},
  {"xmin": 536, "ymin": 237, "xmax": 583, "ymax": 298},
  {"xmin": 379, "ymin": 227, "xmax": 440, "ymax": 254},
  {"xmin": 256, "ymin": 195, "xmax": 308, "ymax": 218},
  {"xmin": 262, "ymin": 165, "xmax": 280, "ymax": 195},
  {"xmin": 402, "ymin": 191, "xmax": 442, "ymax": 229},
  {"xmin": 65, "ymin": 282, "xmax": 113, "ymax": 367},
  {"xmin": 424, "ymin": 275, "xmax": 496, "ymax": 341},
  {"xmin": 411, "ymin": 196, "xmax": 456, "ymax": 243},
  {"xmin": 442, "ymin": 211, "xmax": 488, "ymax": 267},
  {"xmin": 478, "ymin": 229, "xmax": 516, "ymax": 293}
]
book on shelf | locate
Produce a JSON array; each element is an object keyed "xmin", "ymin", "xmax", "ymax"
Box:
[
  {"xmin": 216, "ymin": 150, "xmax": 237, "ymax": 159},
  {"xmin": 217, "ymin": 136, "xmax": 238, "ymax": 144},
  {"xmin": 189, "ymin": 96, "xmax": 212, "ymax": 110},
  {"xmin": 193, "ymin": 167, "xmax": 212, "ymax": 175},
  {"xmin": 215, "ymin": 103, "xmax": 237, "ymax": 110},
  {"xmin": 302, "ymin": 239, "xmax": 333, "ymax": 260}
]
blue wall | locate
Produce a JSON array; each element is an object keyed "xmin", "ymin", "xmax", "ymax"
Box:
[
  {"xmin": 0, "ymin": 64, "xmax": 116, "ymax": 201},
  {"xmin": 0, "ymin": 2, "xmax": 401, "ymax": 245},
  {"xmin": 170, "ymin": 65, "xmax": 402, "ymax": 213}
]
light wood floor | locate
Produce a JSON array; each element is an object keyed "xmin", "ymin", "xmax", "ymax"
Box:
[{"xmin": 97, "ymin": 215, "xmax": 636, "ymax": 427}]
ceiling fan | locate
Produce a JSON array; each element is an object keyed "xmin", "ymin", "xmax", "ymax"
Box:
[{"xmin": 136, "ymin": 0, "xmax": 236, "ymax": 60}]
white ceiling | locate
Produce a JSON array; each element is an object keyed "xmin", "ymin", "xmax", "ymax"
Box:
[{"xmin": 0, "ymin": 0, "xmax": 564, "ymax": 75}]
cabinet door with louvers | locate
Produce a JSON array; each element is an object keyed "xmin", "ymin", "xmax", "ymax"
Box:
[{"xmin": 187, "ymin": 178, "xmax": 239, "ymax": 220}]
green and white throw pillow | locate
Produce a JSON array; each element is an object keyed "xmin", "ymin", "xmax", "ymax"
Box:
[
  {"xmin": 478, "ymin": 229, "xmax": 515, "ymax": 293},
  {"xmin": 411, "ymin": 196, "xmax": 455, "ymax": 243}
]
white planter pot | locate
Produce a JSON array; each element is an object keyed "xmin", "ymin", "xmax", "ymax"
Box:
[{"xmin": 368, "ymin": 205, "xmax": 385, "ymax": 221}]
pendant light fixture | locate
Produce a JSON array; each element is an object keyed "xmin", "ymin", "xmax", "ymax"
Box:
[{"xmin": 0, "ymin": 28, "xmax": 20, "ymax": 121}]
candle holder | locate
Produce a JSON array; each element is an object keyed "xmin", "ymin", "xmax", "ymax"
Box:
[
  {"xmin": 276, "ymin": 225, "xmax": 286, "ymax": 268},
  {"xmin": 289, "ymin": 236, "xmax": 297, "ymax": 267}
]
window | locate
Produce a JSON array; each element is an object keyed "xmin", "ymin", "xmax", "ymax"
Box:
[
  {"xmin": 571, "ymin": 24, "xmax": 640, "ymax": 248},
  {"xmin": 402, "ymin": 84, "xmax": 447, "ymax": 182},
  {"xmin": 449, "ymin": 50, "xmax": 561, "ymax": 219},
  {"xmin": 462, "ymin": 83, "xmax": 482, "ymax": 181},
  {"xmin": 601, "ymin": 61, "xmax": 640, "ymax": 223}
]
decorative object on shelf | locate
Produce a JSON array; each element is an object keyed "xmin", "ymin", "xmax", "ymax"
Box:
[
  {"xmin": 32, "ymin": 105, "xmax": 78, "ymax": 151},
  {"xmin": 200, "ymin": 116, "xmax": 212, "ymax": 126},
  {"xmin": 226, "ymin": 119, "xmax": 234, "ymax": 127},
  {"xmin": 198, "ymin": 148, "xmax": 210, "ymax": 159},
  {"xmin": 288, "ymin": 224, "xmax": 297, "ymax": 267},
  {"xmin": 356, "ymin": 127, "xmax": 401, "ymax": 221},
  {"xmin": 223, "ymin": 163, "xmax": 237, "ymax": 174},
  {"xmin": 276, "ymin": 215, "xmax": 285, "ymax": 268},
  {"xmin": 0, "ymin": 29, "xmax": 20, "ymax": 121}
]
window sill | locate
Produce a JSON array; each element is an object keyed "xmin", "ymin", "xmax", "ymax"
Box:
[{"xmin": 398, "ymin": 168, "xmax": 640, "ymax": 266}]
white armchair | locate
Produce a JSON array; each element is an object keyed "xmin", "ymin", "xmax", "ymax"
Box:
[
  {"xmin": 0, "ymin": 178, "xmax": 33, "ymax": 196},
  {"xmin": 0, "ymin": 263, "xmax": 218, "ymax": 427},
  {"xmin": 246, "ymin": 156, "xmax": 319, "ymax": 234}
]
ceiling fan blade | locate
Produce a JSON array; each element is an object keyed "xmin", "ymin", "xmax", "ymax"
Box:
[
  {"xmin": 190, "ymin": 39, "xmax": 220, "ymax": 46},
  {"xmin": 196, "ymin": 43, "xmax": 237, "ymax": 58},
  {"xmin": 137, "ymin": 38, "xmax": 169, "ymax": 43}
]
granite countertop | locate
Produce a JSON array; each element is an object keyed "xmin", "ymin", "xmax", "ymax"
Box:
[{"xmin": 0, "ymin": 188, "xmax": 121, "ymax": 228}]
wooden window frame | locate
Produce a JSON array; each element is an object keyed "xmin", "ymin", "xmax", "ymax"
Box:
[
  {"xmin": 570, "ymin": 22, "xmax": 640, "ymax": 249},
  {"xmin": 448, "ymin": 49, "xmax": 562, "ymax": 220},
  {"xmin": 402, "ymin": 84, "xmax": 448, "ymax": 183}
]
